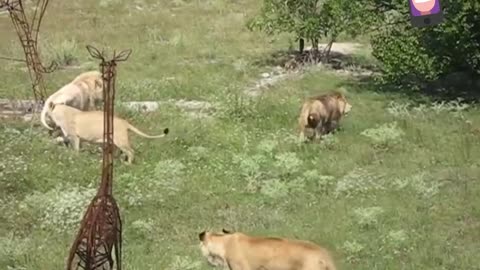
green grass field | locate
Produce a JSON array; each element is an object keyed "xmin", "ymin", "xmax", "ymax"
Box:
[{"xmin": 1, "ymin": 0, "xmax": 480, "ymax": 269}]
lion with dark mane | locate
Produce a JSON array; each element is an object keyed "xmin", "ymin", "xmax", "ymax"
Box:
[{"xmin": 298, "ymin": 89, "xmax": 352, "ymax": 141}]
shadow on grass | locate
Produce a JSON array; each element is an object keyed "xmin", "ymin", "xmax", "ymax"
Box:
[
  {"xmin": 254, "ymin": 45, "xmax": 479, "ymax": 104},
  {"xmin": 338, "ymin": 71, "xmax": 480, "ymax": 104},
  {"xmin": 250, "ymin": 48, "xmax": 379, "ymax": 73}
]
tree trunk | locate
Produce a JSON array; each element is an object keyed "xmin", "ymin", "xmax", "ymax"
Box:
[
  {"xmin": 323, "ymin": 38, "xmax": 335, "ymax": 62},
  {"xmin": 310, "ymin": 38, "xmax": 319, "ymax": 63},
  {"xmin": 311, "ymin": 38, "xmax": 319, "ymax": 52},
  {"xmin": 299, "ymin": 38, "xmax": 304, "ymax": 53}
]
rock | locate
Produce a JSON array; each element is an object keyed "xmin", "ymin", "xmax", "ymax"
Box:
[
  {"xmin": 122, "ymin": 101, "xmax": 159, "ymax": 112},
  {"xmin": 121, "ymin": 100, "xmax": 215, "ymax": 118}
]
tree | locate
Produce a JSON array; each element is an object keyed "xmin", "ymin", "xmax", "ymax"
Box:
[
  {"xmin": 247, "ymin": 0, "xmax": 378, "ymax": 61},
  {"xmin": 246, "ymin": 0, "xmax": 322, "ymax": 53}
]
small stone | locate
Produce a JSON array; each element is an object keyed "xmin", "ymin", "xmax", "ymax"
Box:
[
  {"xmin": 273, "ymin": 66, "xmax": 284, "ymax": 74},
  {"xmin": 261, "ymin": 72, "xmax": 270, "ymax": 78},
  {"xmin": 22, "ymin": 114, "xmax": 33, "ymax": 122}
]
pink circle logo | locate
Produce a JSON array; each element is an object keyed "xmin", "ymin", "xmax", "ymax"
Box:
[{"xmin": 412, "ymin": 0, "xmax": 436, "ymax": 15}]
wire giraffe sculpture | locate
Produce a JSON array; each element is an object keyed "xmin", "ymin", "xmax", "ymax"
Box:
[
  {"xmin": 0, "ymin": 0, "xmax": 56, "ymax": 105},
  {"xmin": 66, "ymin": 45, "xmax": 132, "ymax": 270}
]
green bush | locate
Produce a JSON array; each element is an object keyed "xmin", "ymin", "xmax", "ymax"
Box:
[{"xmin": 370, "ymin": 0, "xmax": 480, "ymax": 91}]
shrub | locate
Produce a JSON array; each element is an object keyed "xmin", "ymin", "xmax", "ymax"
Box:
[
  {"xmin": 42, "ymin": 38, "xmax": 80, "ymax": 67},
  {"xmin": 370, "ymin": 0, "xmax": 480, "ymax": 93},
  {"xmin": 342, "ymin": 240, "xmax": 365, "ymax": 263},
  {"xmin": 353, "ymin": 206, "xmax": 384, "ymax": 228},
  {"xmin": 21, "ymin": 184, "xmax": 96, "ymax": 233},
  {"xmin": 334, "ymin": 168, "xmax": 385, "ymax": 198},
  {"xmin": 360, "ymin": 122, "xmax": 405, "ymax": 146}
]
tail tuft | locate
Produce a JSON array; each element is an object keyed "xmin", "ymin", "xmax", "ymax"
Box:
[{"xmin": 163, "ymin": 128, "xmax": 169, "ymax": 135}]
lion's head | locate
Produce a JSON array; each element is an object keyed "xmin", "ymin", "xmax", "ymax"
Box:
[
  {"xmin": 331, "ymin": 91, "xmax": 352, "ymax": 116},
  {"xmin": 198, "ymin": 229, "xmax": 233, "ymax": 268}
]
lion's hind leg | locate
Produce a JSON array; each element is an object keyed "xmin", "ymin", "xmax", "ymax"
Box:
[
  {"xmin": 69, "ymin": 135, "xmax": 81, "ymax": 151},
  {"xmin": 114, "ymin": 134, "xmax": 134, "ymax": 164},
  {"xmin": 325, "ymin": 120, "xmax": 340, "ymax": 134},
  {"xmin": 120, "ymin": 145, "xmax": 134, "ymax": 164},
  {"xmin": 313, "ymin": 121, "xmax": 327, "ymax": 140}
]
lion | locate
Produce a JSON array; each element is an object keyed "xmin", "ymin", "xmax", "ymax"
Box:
[
  {"xmin": 198, "ymin": 229, "xmax": 337, "ymax": 270},
  {"xmin": 40, "ymin": 70, "xmax": 104, "ymax": 131},
  {"xmin": 49, "ymin": 104, "xmax": 169, "ymax": 164},
  {"xmin": 298, "ymin": 90, "xmax": 352, "ymax": 141}
]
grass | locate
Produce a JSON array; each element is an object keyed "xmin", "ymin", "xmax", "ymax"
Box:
[{"xmin": 1, "ymin": 0, "xmax": 480, "ymax": 269}]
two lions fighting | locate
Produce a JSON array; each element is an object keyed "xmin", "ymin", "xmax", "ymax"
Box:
[
  {"xmin": 40, "ymin": 70, "xmax": 169, "ymax": 164},
  {"xmin": 40, "ymin": 70, "xmax": 105, "ymax": 131},
  {"xmin": 198, "ymin": 229, "xmax": 337, "ymax": 270}
]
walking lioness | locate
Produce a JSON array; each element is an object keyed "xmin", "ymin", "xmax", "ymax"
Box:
[
  {"xmin": 50, "ymin": 104, "xmax": 169, "ymax": 164},
  {"xmin": 198, "ymin": 229, "xmax": 337, "ymax": 270},
  {"xmin": 298, "ymin": 90, "xmax": 352, "ymax": 141}
]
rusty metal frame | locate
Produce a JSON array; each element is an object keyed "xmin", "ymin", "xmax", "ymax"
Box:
[
  {"xmin": 66, "ymin": 45, "xmax": 131, "ymax": 270},
  {"xmin": 0, "ymin": 0, "xmax": 56, "ymax": 104}
]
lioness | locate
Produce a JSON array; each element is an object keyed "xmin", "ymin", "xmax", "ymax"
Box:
[
  {"xmin": 298, "ymin": 90, "xmax": 352, "ymax": 141},
  {"xmin": 199, "ymin": 229, "xmax": 337, "ymax": 270},
  {"xmin": 40, "ymin": 70, "xmax": 104, "ymax": 131},
  {"xmin": 50, "ymin": 104, "xmax": 169, "ymax": 164}
]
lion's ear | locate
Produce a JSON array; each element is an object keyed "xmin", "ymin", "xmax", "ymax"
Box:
[
  {"xmin": 222, "ymin": 228, "xmax": 233, "ymax": 234},
  {"xmin": 199, "ymin": 231, "xmax": 206, "ymax": 241}
]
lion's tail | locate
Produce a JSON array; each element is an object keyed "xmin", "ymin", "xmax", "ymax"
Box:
[
  {"xmin": 127, "ymin": 123, "xmax": 169, "ymax": 139},
  {"xmin": 40, "ymin": 96, "xmax": 54, "ymax": 130}
]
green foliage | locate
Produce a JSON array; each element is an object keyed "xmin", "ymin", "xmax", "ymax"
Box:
[
  {"xmin": 353, "ymin": 206, "xmax": 384, "ymax": 228},
  {"xmin": 41, "ymin": 38, "xmax": 80, "ymax": 67},
  {"xmin": 246, "ymin": 0, "xmax": 322, "ymax": 48},
  {"xmin": 319, "ymin": 0, "xmax": 376, "ymax": 39},
  {"xmin": 247, "ymin": 0, "xmax": 372, "ymax": 51},
  {"xmin": 370, "ymin": 0, "xmax": 480, "ymax": 91},
  {"xmin": 360, "ymin": 121, "xmax": 405, "ymax": 147},
  {"xmin": 246, "ymin": 0, "xmax": 293, "ymax": 36}
]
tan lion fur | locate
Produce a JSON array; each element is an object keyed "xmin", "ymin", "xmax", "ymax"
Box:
[
  {"xmin": 49, "ymin": 104, "xmax": 169, "ymax": 164},
  {"xmin": 198, "ymin": 229, "xmax": 337, "ymax": 270},
  {"xmin": 298, "ymin": 89, "xmax": 352, "ymax": 141},
  {"xmin": 40, "ymin": 70, "xmax": 104, "ymax": 131}
]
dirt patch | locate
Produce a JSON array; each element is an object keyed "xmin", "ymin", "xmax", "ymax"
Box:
[
  {"xmin": 120, "ymin": 99, "xmax": 216, "ymax": 118},
  {"xmin": 315, "ymin": 42, "xmax": 368, "ymax": 55},
  {"xmin": 243, "ymin": 66, "xmax": 303, "ymax": 97},
  {"xmin": 0, "ymin": 99, "xmax": 43, "ymax": 122}
]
